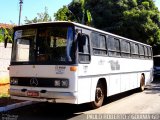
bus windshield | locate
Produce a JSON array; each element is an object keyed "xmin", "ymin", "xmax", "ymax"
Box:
[{"xmin": 11, "ymin": 26, "xmax": 76, "ymax": 65}]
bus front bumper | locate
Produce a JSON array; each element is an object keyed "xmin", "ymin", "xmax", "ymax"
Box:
[{"xmin": 9, "ymin": 89, "xmax": 77, "ymax": 104}]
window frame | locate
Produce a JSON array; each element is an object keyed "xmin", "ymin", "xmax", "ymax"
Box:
[
  {"xmin": 78, "ymin": 34, "xmax": 91, "ymax": 64},
  {"xmin": 121, "ymin": 39, "xmax": 131, "ymax": 58},
  {"xmin": 91, "ymin": 32, "xmax": 108, "ymax": 56},
  {"xmin": 107, "ymin": 36, "xmax": 121, "ymax": 57}
]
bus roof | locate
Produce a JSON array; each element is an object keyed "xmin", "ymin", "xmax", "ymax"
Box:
[{"xmin": 15, "ymin": 21, "xmax": 151, "ymax": 47}]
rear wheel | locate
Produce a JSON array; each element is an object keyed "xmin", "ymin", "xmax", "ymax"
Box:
[
  {"xmin": 90, "ymin": 82, "xmax": 105, "ymax": 109},
  {"xmin": 139, "ymin": 74, "xmax": 145, "ymax": 91}
]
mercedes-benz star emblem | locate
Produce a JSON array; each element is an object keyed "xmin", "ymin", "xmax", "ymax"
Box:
[{"xmin": 30, "ymin": 78, "xmax": 38, "ymax": 87}]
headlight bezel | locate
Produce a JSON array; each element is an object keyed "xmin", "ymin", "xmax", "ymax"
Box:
[{"xmin": 10, "ymin": 78, "xmax": 19, "ymax": 85}]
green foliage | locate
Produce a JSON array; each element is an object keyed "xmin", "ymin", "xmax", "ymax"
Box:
[
  {"xmin": 85, "ymin": 0, "xmax": 160, "ymax": 46},
  {"xmin": 54, "ymin": 0, "xmax": 92, "ymax": 25},
  {"xmin": 36, "ymin": 0, "xmax": 160, "ymax": 52},
  {"xmin": 25, "ymin": 7, "xmax": 52, "ymax": 24},
  {"xmin": 68, "ymin": 1, "xmax": 83, "ymax": 22},
  {"xmin": 0, "ymin": 28, "xmax": 13, "ymax": 43},
  {"xmin": 0, "ymin": 93, "xmax": 10, "ymax": 98},
  {"xmin": 54, "ymin": 5, "xmax": 77, "ymax": 21},
  {"xmin": 142, "ymin": 2, "xmax": 150, "ymax": 9}
]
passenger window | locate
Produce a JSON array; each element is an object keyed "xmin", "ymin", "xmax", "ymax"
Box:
[
  {"xmin": 78, "ymin": 34, "xmax": 91, "ymax": 63},
  {"xmin": 148, "ymin": 47, "xmax": 152, "ymax": 59},
  {"xmin": 144, "ymin": 46, "xmax": 148, "ymax": 58},
  {"xmin": 121, "ymin": 40, "xmax": 131, "ymax": 57},
  {"xmin": 108, "ymin": 37, "xmax": 120, "ymax": 57},
  {"xmin": 91, "ymin": 32, "xmax": 107, "ymax": 55},
  {"xmin": 139, "ymin": 45, "xmax": 145, "ymax": 58},
  {"xmin": 131, "ymin": 43, "xmax": 139, "ymax": 58}
]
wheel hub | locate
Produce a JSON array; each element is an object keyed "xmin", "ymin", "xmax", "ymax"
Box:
[{"xmin": 96, "ymin": 88, "xmax": 103, "ymax": 101}]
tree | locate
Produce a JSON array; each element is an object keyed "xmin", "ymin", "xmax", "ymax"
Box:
[
  {"xmin": 24, "ymin": 7, "xmax": 52, "ymax": 24},
  {"xmin": 121, "ymin": 0, "xmax": 160, "ymax": 45},
  {"xmin": 55, "ymin": 0, "xmax": 160, "ymax": 53},
  {"xmin": 86, "ymin": 0, "xmax": 160, "ymax": 45},
  {"xmin": 54, "ymin": 0, "xmax": 92, "ymax": 25},
  {"xmin": 53, "ymin": 0, "xmax": 160, "ymax": 52},
  {"xmin": 54, "ymin": 5, "xmax": 77, "ymax": 22},
  {"xmin": 0, "ymin": 28, "xmax": 13, "ymax": 43},
  {"xmin": 68, "ymin": 0, "xmax": 92, "ymax": 25}
]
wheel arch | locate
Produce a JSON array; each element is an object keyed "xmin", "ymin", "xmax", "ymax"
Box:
[
  {"xmin": 89, "ymin": 77, "xmax": 108, "ymax": 109},
  {"xmin": 139, "ymin": 73, "xmax": 145, "ymax": 91},
  {"xmin": 97, "ymin": 78, "xmax": 107, "ymax": 97},
  {"xmin": 141, "ymin": 73, "xmax": 145, "ymax": 85},
  {"xmin": 90, "ymin": 77, "xmax": 108, "ymax": 102}
]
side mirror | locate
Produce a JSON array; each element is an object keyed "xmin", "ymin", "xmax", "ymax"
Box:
[
  {"xmin": 77, "ymin": 34, "xmax": 86, "ymax": 45},
  {"xmin": 81, "ymin": 35, "xmax": 86, "ymax": 46},
  {"xmin": 4, "ymin": 36, "xmax": 8, "ymax": 48}
]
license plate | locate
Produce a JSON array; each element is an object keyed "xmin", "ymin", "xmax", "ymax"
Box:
[{"xmin": 27, "ymin": 91, "xmax": 39, "ymax": 97}]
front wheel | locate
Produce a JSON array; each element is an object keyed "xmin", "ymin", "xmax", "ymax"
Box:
[{"xmin": 90, "ymin": 83, "xmax": 105, "ymax": 109}]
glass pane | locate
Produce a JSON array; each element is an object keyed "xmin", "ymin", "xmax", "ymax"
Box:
[
  {"xmin": 12, "ymin": 26, "xmax": 76, "ymax": 64},
  {"xmin": 135, "ymin": 44, "xmax": 139, "ymax": 54},
  {"xmin": 99, "ymin": 35, "xmax": 106, "ymax": 49},
  {"xmin": 78, "ymin": 35, "xmax": 90, "ymax": 62},
  {"xmin": 108, "ymin": 37, "xmax": 115, "ymax": 50},
  {"xmin": 139, "ymin": 45, "xmax": 144, "ymax": 55},
  {"xmin": 83, "ymin": 36, "xmax": 89, "ymax": 54},
  {"xmin": 144, "ymin": 46, "xmax": 148, "ymax": 57},
  {"xmin": 91, "ymin": 32, "xmax": 99, "ymax": 48},
  {"xmin": 115, "ymin": 39, "xmax": 120, "ymax": 51},
  {"xmin": 12, "ymin": 29, "xmax": 36, "ymax": 62},
  {"xmin": 37, "ymin": 27, "xmax": 74, "ymax": 63}
]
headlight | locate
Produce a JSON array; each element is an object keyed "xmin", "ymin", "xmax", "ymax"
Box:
[
  {"xmin": 53, "ymin": 79, "xmax": 69, "ymax": 88},
  {"xmin": 54, "ymin": 80, "xmax": 61, "ymax": 87},
  {"xmin": 61, "ymin": 80, "xmax": 69, "ymax": 87},
  {"xmin": 10, "ymin": 78, "xmax": 18, "ymax": 85}
]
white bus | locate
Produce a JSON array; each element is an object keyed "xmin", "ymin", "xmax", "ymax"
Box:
[{"xmin": 6, "ymin": 21, "xmax": 153, "ymax": 109}]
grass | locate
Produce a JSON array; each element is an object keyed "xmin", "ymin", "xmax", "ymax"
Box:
[
  {"xmin": 0, "ymin": 84, "xmax": 10, "ymax": 97},
  {"xmin": 0, "ymin": 94, "xmax": 10, "ymax": 98},
  {"xmin": 0, "ymin": 75, "xmax": 10, "ymax": 85},
  {"xmin": 0, "ymin": 84, "xmax": 10, "ymax": 106}
]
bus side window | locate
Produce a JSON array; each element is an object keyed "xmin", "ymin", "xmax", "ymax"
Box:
[
  {"xmin": 148, "ymin": 47, "xmax": 152, "ymax": 59},
  {"xmin": 144, "ymin": 46, "xmax": 148, "ymax": 59},
  {"xmin": 121, "ymin": 40, "xmax": 131, "ymax": 58},
  {"xmin": 139, "ymin": 45, "xmax": 145, "ymax": 58},
  {"xmin": 91, "ymin": 32, "xmax": 107, "ymax": 56},
  {"xmin": 108, "ymin": 37, "xmax": 120, "ymax": 57},
  {"xmin": 131, "ymin": 43, "xmax": 139, "ymax": 58},
  {"xmin": 78, "ymin": 34, "xmax": 90, "ymax": 63}
]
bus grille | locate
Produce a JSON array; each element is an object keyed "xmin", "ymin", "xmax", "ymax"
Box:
[{"xmin": 10, "ymin": 77, "xmax": 68, "ymax": 87}]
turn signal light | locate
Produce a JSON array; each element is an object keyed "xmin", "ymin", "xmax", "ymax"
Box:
[{"xmin": 70, "ymin": 66, "xmax": 77, "ymax": 72}]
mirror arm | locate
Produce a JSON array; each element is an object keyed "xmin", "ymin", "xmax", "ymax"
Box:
[{"xmin": 4, "ymin": 36, "xmax": 8, "ymax": 48}]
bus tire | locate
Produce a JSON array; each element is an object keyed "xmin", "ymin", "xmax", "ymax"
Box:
[
  {"xmin": 90, "ymin": 82, "xmax": 105, "ymax": 109},
  {"xmin": 139, "ymin": 74, "xmax": 145, "ymax": 92}
]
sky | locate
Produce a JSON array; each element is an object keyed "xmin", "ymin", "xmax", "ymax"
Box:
[
  {"xmin": 0, "ymin": 0, "xmax": 159, "ymax": 25},
  {"xmin": 0, "ymin": 0, "xmax": 72, "ymax": 25}
]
